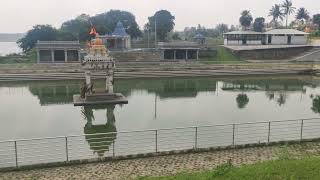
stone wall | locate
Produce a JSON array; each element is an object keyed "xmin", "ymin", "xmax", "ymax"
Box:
[
  {"xmin": 231, "ymin": 46, "xmax": 313, "ymax": 60},
  {"xmin": 110, "ymin": 49, "xmax": 161, "ymax": 61}
]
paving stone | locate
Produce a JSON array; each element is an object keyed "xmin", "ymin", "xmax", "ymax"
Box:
[{"xmin": 1, "ymin": 142, "xmax": 320, "ymax": 180}]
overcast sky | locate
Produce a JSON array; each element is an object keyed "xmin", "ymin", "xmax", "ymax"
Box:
[{"xmin": 1, "ymin": 0, "xmax": 319, "ymax": 33}]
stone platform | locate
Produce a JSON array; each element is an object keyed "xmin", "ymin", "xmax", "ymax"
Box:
[
  {"xmin": 224, "ymin": 44, "xmax": 313, "ymax": 51},
  {"xmin": 73, "ymin": 93, "xmax": 128, "ymax": 106}
]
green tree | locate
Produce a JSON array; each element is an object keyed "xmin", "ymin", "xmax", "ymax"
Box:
[
  {"xmin": 239, "ymin": 10, "xmax": 253, "ymax": 30},
  {"xmin": 60, "ymin": 14, "xmax": 91, "ymax": 41},
  {"xmin": 91, "ymin": 10, "xmax": 142, "ymax": 38},
  {"xmin": 269, "ymin": 4, "xmax": 284, "ymax": 28},
  {"xmin": 253, "ymin": 17, "xmax": 265, "ymax": 32},
  {"xmin": 296, "ymin": 8, "xmax": 310, "ymax": 24},
  {"xmin": 281, "ymin": 0, "xmax": 296, "ymax": 28},
  {"xmin": 61, "ymin": 11, "xmax": 142, "ymax": 41},
  {"xmin": 56, "ymin": 31, "xmax": 77, "ymax": 41},
  {"xmin": 146, "ymin": 10, "xmax": 175, "ymax": 41},
  {"xmin": 171, "ymin": 32, "xmax": 181, "ymax": 40},
  {"xmin": 236, "ymin": 94, "xmax": 249, "ymax": 109},
  {"xmin": 17, "ymin": 25, "xmax": 58, "ymax": 52},
  {"xmin": 215, "ymin": 24, "xmax": 229, "ymax": 35},
  {"xmin": 230, "ymin": 25, "xmax": 237, "ymax": 31},
  {"xmin": 313, "ymin": 14, "xmax": 320, "ymax": 30}
]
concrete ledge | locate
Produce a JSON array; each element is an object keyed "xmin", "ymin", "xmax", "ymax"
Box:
[
  {"xmin": 1, "ymin": 137, "xmax": 320, "ymax": 173},
  {"xmin": 226, "ymin": 46, "xmax": 314, "ymax": 60},
  {"xmin": 225, "ymin": 45, "xmax": 313, "ymax": 51},
  {"xmin": 73, "ymin": 94, "xmax": 128, "ymax": 106}
]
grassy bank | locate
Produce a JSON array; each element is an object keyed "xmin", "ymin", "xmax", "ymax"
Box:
[
  {"xmin": 138, "ymin": 156, "xmax": 320, "ymax": 180},
  {"xmin": 0, "ymin": 50, "xmax": 36, "ymax": 64},
  {"xmin": 199, "ymin": 46, "xmax": 242, "ymax": 64}
]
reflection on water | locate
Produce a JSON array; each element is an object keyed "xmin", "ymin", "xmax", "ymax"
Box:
[
  {"xmin": 82, "ymin": 105, "xmax": 117, "ymax": 157},
  {"xmin": 236, "ymin": 94, "xmax": 249, "ymax": 109},
  {"xmin": 0, "ymin": 75, "xmax": 320, "ymax": 141},
  {"xmin": 2, "ymin": 76, "xmax": 320, "ymax": 167},
  {"xmin": 311, "ymin": 96, "xmax": 320, "ymax": 114},
  {"xmin": 29, "ymin": 82, "xmax": 79, "ymax": 105},
  {"xmin": 27, "ymin": 77, "xmax": 310, "ymax": 107}
]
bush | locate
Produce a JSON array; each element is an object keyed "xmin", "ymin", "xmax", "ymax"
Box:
[
  {"xmin": 0, "ymin": 49, "xmax": 36, "ymax": 64},
  {"xmin": 311, "ymin": 30, "xmax": 320, "ymax": 37}
]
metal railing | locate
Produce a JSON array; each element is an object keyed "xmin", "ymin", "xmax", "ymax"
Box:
[{"xmin": 1, "ymin": 118, "xmax": 320, "ymax": 169}]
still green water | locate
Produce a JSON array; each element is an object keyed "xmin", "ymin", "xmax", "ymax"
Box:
[{"xmin": 0, "ymin": 75, "xmax": 320, "ymax": 141}]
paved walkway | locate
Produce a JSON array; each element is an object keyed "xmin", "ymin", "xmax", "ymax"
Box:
[{"xmin": 1, "ymin": 142, "xmax": 320, "ymax": 180}]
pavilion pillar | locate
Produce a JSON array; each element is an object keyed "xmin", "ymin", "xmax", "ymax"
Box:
[
  {"xmin": 196, "ymin": 50, "xmax": 199, "ymax": 60},
  {"xmin": 106, "ymin": 71, "xmax": 114, "ymax": 94},
  {"xmin": 51, "ymin": 50, "xmax": 55, "ymax": 63},
  {"xmin": 161, "ymin": 50, "xmax": 165, "ymax": 60},
  {"xmin": 128, "ymin": 38, "xmax": 131, "ymax": 48},
  {"xmin": 64, "ymin": 49, "xmax": 68, "ymax": 63},
  {"xmin": 78, "ymin": 50, "xmax": 81, "ymax": 62},
  {"xmin": 126, "ymin": 38, "xmax": 130, "ymax": 48},
  {"xmin": 85, "ymin": 71, "xmax": 91, "ymax": 86},
  {"xmin": 185, "ymin": 50, "xmax": 188, "ymax": 60},
  {"xmin": 174, "ymin": 50, "xmax": 176, "ymax": 61},
  {"xmin": 36, "ymin": 50, "xmax": 40, "ymax": 63}
]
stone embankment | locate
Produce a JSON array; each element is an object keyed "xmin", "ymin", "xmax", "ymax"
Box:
[
  {"xmin": 1, "ymin": 141, "xmax": 320, "ymax": 180},
  {"xmin": 0, "ymin": 62, "xmax": 317, "ymax": 81}
]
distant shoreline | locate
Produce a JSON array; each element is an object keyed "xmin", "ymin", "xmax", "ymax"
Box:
[{"xmin": 0, "ymin": 33, "xmax": 24, "ymax": 42}]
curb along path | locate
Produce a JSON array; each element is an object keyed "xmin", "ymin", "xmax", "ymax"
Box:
[{"xmin": 1, "ymin": 142, "xmax": 320, "ymax": 180}]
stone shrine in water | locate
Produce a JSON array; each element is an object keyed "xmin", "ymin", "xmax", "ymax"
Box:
[{"xmin": 73, "ymin": 35, "xmax": 128, "ymax": 106}]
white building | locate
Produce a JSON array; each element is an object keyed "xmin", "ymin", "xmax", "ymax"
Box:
[
  {"xmin": 264, "ymin": 29, "xmax": 308, "ymax": 45},
  {"xmin": 224, "ymin": 29, "xmax": 309, "ymax": 46}
]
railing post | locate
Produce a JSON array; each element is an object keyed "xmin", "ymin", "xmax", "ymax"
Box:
[
  {"xmin": 113, "ymin": 140, "xmax": 115, "ymax": 157},
  {"xmin": 300, "ymin": 120, "xmax": 304, "ymax": 142},
  {"xmin": 195, "ymin": 127, "xmax": 198, "ymax": 149},
  {"xmin": 65, "ymin": 137, "xmax": 69, "ymax": 162},
  {"xmin": 155, "ymin": 130, "xmax": 158, "ymax": 153},
  {"xmin": 14, "ymin": 141, "xmax": 18, "ymax": 168},
  {"xmin": 232, "ymin": 124, "xmax": 235, "ymax": 146},
  {"xmin": 268, "ymin": 122, "xmax": 271, "ymax": 143}
]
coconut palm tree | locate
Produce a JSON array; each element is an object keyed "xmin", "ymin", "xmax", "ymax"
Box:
[
  {"xmin": 281, "ymin": 0, "xmax": 296, "ymax": 28},
  {"xmin": 239, "ymin": 10, "xmax": 253, "ymax": 30},
  {"xmin": 269, "ymin": 4, "xmax": 284, "ymax": 28},
  {"xmin": 296, "ymin": 7, "xmax": 310, "ymax": 24}
]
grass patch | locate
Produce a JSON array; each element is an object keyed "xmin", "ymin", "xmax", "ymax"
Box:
[
  {"xmin": 215, "ymin": 46, "xmax": 241, "ymax": 62},
  {"xmin": 0, "ymin": 50, "xmax": 36, "ymax": 64},
  {"xmin": 205, "ymin": 37, "xmax": 224, "ymax": 47},
  {"xmin": 199, "ymin": 46, "xmax": 243, "ymax": 64},
  {"xmin": 137, "ymin": 156, "xmax": 320, "ymax": 180}
]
